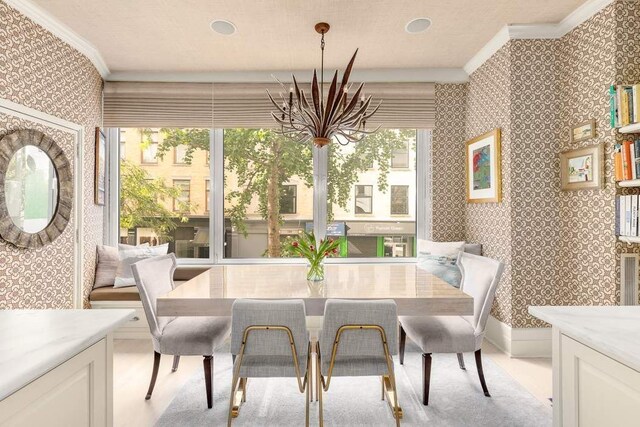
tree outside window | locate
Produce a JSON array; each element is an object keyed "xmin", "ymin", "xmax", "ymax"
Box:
[{"xmin": 390, "ymin": 185, "xmax": 409, "ymax": 215}]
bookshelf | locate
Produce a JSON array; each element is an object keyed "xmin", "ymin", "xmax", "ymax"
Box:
[
  {"xmin": 617, "ymin": 179, "xmax": 640, "ymax": 188},
  {"xmin": 619, "ymin": 123, "xmax": 640, "ymax": 134},
  {"xmin": 619, "ymin": 236, "xmax": 640, "ymax": 244}
]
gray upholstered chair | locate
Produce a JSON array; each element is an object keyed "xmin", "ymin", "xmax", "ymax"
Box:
[
  {"xmin": 131, "ymin": 253, "xmax": 231, "ymax": 408},
  {"xmin": 399, "ymin": 251, "xmax": 504, "ymax": 405},
  {"xmin": 227, "ymin": 299, "xmax": 311, "ymax": 427},
  {"xmin": 317, "ymin": 299, "xmax": 401, "ymax": 427}
]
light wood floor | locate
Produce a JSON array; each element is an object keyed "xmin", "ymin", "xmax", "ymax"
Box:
[{"xmin": 113, "ymin": 339, "xmax": 551, "ymax": 427}]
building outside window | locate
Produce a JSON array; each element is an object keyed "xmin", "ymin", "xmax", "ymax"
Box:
[
  {"xmin": 390, "ymin": 185, "xmax": 409, "ymax": 215},
  {"xmin": 141, "ymin": 141, "xmax": 158, "ymax": 164},
  {"xmin": 280, "ymin": 185, "xmax": 297, "ymax": 214},
  {"xmin": 173, "ymin": 179, "xmax": 190, "ymax": 211},
  {"xmin": 354, "ymin": 185, "xmax": 373, "ymax": 214},
  {"xmin": 391, "ymin": 140, "xmax": 409, "ymax": 168}
]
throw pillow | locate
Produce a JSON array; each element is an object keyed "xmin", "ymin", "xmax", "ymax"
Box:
[
  {"xmin": 94, "ymin": 243, "xmax": 148, "ymax": 289},
  {"xmin": 417, "ymin": 254, "xmax": 462, "ymax": 287},
  {"xmin": 114, "ymin": 244, "xmax": 169, "ymax": 288},
  {"xmin": 416, "ymin": 239, "xmax": 465, "ymax": 257}
]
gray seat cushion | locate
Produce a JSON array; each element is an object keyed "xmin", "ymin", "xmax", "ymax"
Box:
[
  {"xmin": 399, "ymin": 316, "xmax": 480, "ymax": 354},
  {"xmin": 159, "ymin": 316, "xmax": 231, "ymax": 356},
  {"xmin": 237, "ymin": 354, "xmax": 308, "ymax": 378}
]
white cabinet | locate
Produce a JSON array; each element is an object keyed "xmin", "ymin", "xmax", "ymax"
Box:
[
  {"xmin": 0, "ymin": 338, "xmax": 113, "ymax": 427},
  {"xmin": 556, "ymin": 333, "xmax": 640, "ymax": 427}
]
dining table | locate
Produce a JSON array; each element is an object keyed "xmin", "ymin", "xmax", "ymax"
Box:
[{"xmin": 156, "ymin": 263, "xmax": 473, "ymax": 420}]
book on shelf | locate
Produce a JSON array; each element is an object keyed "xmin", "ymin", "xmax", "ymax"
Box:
[
  {"xmin": 616, "ymin": 194, "xmax": 640, "ymax": 238},
  {"xmin": 614, "ymin": 138, "xmax": 640, "ymax": 182},
  {"xmin": 610, "ymin": 84, "xmax": 640, "ymax": 128}
]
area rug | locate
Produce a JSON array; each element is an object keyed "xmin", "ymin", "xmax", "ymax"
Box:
[{"xmin": 156, "ymin": 342, "xmax": 551, "ymax": 426}]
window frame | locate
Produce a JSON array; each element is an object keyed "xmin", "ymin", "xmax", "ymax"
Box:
[
  {"xmin": 390, "ymin": 185, "xmax": 410, "ymax": 215},
  {"xmin": 141, "ymin": 140, "xmax": 158, "ymax": 164},
  {"xmin": 354, "ymin": 184, "xmax": 373, "ymax": 215},
  {"xmin": 108, "ymin": 128, "xmax": 431, "ymax": 265},
  {"xmin": 172, "ymin": 179, "xmax": 191, "ymax": 212},
  {"xmin": 390, "ymin": 140, "xmax": 410, "ymax": 169},
  {"xmin": 279, "ymin": 184, "xmax": 298, "ymax": 215}
]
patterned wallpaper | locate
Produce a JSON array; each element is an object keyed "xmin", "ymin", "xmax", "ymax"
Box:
[
  {"xmin": 433, "ymin": 0, "xmax": 640, "ymax": 328},
  {"xmin": 0, "ymin": 1, "xmax": 103, "ymax": 308},
  {"xmin": 465, "ymin": 44, "xmax": 514, "ymax": 325},
  {"xmin": 432, "ymin": 84, "xmax": 467, "ymax": 242}
]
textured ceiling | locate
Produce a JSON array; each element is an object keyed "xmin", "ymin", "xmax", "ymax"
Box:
[{"xmin": 30, "ymin": 0, "xmax": 585, "ymax": 73}]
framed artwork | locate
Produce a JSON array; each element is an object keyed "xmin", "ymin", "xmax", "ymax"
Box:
[
  {"xmin": 466, "ymin": 128, "xmax": 502, "ymax": 203},
  {"xmin": 570, "ymin": 119, "xmax": 596, "ymax": 143},
  {"xmin": 94, "ymin": 127, "xmax": 106, "ymax": 205},
  {"xmin": 560, "ymin": 144, "xmax": 603, "ymax": 191}
]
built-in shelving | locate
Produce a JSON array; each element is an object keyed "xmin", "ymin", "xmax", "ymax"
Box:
[
  {"xmin": 617, "ymin": 179, "xmax": 640, "ymax": 188},
  {"xmin": 619, "ymin": 236, "xmax": 640, "ymax": 244},
  {"xmin": 618, "ymin": 123, "xmax": 640, "ymax": 134}
]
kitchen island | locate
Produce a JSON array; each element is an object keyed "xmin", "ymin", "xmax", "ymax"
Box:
[
  {"xmin": 0, "ymin": 309, "xmax": 134, "ymax": 426},
  {"xmin": 529, "ymin": 306, "xmax": 640, "ymax": 427}
]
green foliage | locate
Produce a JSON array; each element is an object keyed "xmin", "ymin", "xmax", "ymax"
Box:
[{"xmin": 120, "ymin": 160, "xmax": 196, "ymax": 240}]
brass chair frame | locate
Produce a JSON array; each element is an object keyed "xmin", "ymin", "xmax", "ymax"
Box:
[
  {"xmin": 227, "ymin": 325, "xmax": 311, "ymax": 427},
  {"xmin": 316, "ymin": 324, "xmax": 401, "ymax": 427}
]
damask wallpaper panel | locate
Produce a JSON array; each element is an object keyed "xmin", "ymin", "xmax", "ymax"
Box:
[
  {"xmin": 0, "ymin": 1, "xmax": 103, "ymax": 308},
  {"xmin": 465, "ymin": 44, "xmax": 514, "ymax": 326},
  {"xmin": 432, "ymin": 84, "xmax": 467, "ymax": 242}
]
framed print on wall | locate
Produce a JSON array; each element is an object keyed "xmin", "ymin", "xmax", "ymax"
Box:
[
  {"xmin": 570, "ymin": 119, "xmax": 596, "ymax": 143},
  {"xmin": 94, "ymin": 127, "xmax": 106, "ymax": 205},
  {"xmin": 466, "ymin": 128, "xmax": 502, "ymax": 203},
  {"xmin": 560, "ymin": 144, "xmax": 603, "ymax": 191}
]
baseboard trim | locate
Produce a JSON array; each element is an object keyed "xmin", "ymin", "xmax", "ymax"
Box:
[{"xmin": 485, "ymin": 316, "xmax": 551, "ymax": 358}]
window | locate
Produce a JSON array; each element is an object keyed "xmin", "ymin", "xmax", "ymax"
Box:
[
  {"xmin": 354, "ymin": 185, "xmax": 373, "ymax": 214},
  {"xmin": 391, "ymin": 141, "xmax": 409, "ymax": 168},
  {"xmin": 223, "ymin": 129, "xmax": 313, "ymax": 259},
  {"xmin": 173, "ymin": 179, "xmax": 190, "ymax": 211},
  {"xmin": 205, "ymin": 179, "xmax": 210, "ymax": 212},
  {"xmin": 118, "ymin": 128, "xmax": 210, "ymax": 259},
  {"xmin": 328, "ymin": 129, "xmax": 417, "ymax": 258},
  {"xmin": 175, "ymin": 144, "xmax": 188, "ymax": 164},
  {"xmin": 390, "ymin": 185, "xmax": 409, "ymax": 215},
  {"xmin": 119, "ymin": 130, "xmax": 126, "ymax": 160},
  {"xmin": 280, "ymin": 185, "xmax": 297, "ymax": 214}
]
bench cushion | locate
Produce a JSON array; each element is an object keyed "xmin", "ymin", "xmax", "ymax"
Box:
[{"xmin": 90, "ymin": 279, "xmax": 188, "ymax": 302}]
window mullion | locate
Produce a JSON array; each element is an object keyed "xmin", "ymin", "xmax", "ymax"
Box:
[{"xmin": 212, "ymin": 128, "xmax": 224, "ymax": 263}]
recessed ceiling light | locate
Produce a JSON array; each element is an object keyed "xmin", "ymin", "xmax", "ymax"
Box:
[
  {"xmin": 210, "ymin": 20, "xmax": 237, "ymax": 35},
  {"xmin": 405, "ymin": 18, "xmax": 431, "ymax": 34}
]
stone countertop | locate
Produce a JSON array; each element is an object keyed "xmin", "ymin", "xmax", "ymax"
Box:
[
  {"xmin": 0, "ymin": 309, "xmax": 134, "ymax": 400},
  {"xmin": 529, "ymin": 306, "xmax": 640, "ymax": 372}
]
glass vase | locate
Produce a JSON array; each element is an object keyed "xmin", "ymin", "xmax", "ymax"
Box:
[{"xmin": 306, "ymin": 261, "xmax": 325, "ymax": 281}]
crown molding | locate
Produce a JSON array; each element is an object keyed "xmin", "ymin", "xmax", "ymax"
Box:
[
  {"xmin": 106, "ymin": 68, "xmax": 469, "ymax": 84},
  {"xmin": 4, "ymin": 0, "xmax": 109, "ymax": 78},
  {"xmin": 463, "ymin": 0, "xmax": 615, "ymax": 75}
]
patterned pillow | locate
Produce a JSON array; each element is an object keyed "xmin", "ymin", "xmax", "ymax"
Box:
[
  {"xmin": 417, "ymin": 254, "xmax": 462, "ymax": 288},
  {"xmin": 114, "ymin": 244, "xmax": 169, "ymax": 288},
  {"xmin": 93, "ymin": 243, "xmax": 148, "ymax": 289}
]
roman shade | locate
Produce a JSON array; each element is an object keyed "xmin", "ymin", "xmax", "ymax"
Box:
[{"xmin": 103, "ymin": 81, "xmax": 435, "ymax": 129}]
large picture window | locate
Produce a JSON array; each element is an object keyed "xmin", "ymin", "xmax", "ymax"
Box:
[{"xmin": 115, "ymin": 127, "xmax": 425, "ymax": 262}]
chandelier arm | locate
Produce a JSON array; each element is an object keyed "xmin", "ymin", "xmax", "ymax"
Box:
[
  {"xmin": 311, "ymin": 70, "xmax": 322, "ymax": 119},
  {"xmin": 330, "ymin": 83, "xmax": 365, "ymax": 124},
  {"xmin": 321, "ymin": 70, "xmax": 340, "ymax": 134}
]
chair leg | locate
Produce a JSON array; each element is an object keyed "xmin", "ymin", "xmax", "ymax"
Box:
[
  {"xmin": 203, "ymin": 355, "xmax": 214, "ymax": 408},
  {"xmin": 474, "ymin": 349, "xmax": 490, "ymax": 397},
  {"xmin": 317, "ymin": 351, "xmax": 323, "ymax": 427},
  {"xmin": 457, "ymin": 353, "xmax": 466, "ymax": 370},
  {"xmin": 145, "ymin": 351, "xmax": 161, "ymax": 400},
  {"xmin": 172, "ymin": 355, "xmax": 180, "ymax": 372},
  {"xmin": 399, "ymin": 324, "xmax": 407, "ymax": 365},
  {"xmin": 422, "ymin": 353, "xmax": 432, "ymax": 405}
]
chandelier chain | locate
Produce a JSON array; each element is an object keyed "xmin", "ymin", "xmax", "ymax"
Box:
[{"xmin": 320, "ymin": 32, "xmax": 325, "ymax": 107}]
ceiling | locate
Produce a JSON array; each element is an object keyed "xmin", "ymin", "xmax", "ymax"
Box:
[{"xmin": 30, "ymin": 0, "xmax": 586, "ymax": 74}]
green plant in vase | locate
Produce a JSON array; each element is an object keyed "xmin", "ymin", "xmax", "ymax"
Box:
[{"xmin": 290, "ymin": 231, "xmax": 341, "ymax": 281}]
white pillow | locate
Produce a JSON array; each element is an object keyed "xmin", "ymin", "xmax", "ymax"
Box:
[
  {"xmin": 114, "ymin": 244, "xmax": 169, "ymax": 288},
  {"xmin": 93, "ymin": 243, "xmax": 148, "ymax": 288},
  {"xmin": 417, "ymin": 239, "xmax": 465, "ymax": 258}
]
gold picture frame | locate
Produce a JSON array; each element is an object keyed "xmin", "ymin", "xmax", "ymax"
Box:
[
  {"xmin": 560, "ymin": 144, "xmax": 603, "ymax": 191},
  {"xmin": 466, "ymin": 128, "xmax": 502, "ymax": 203},
  {"xmin": 570, "ymin": 119, "xmax": 596, "ymax": 143}
]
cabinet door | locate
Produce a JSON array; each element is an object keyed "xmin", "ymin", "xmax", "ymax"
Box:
[
  {"xmin": 0, "ymin": 338, "xmax": 108, "ymax": 427},
  {"xmin": 561, "ymin": 334, "xmax": 640, "ymax": 427}
]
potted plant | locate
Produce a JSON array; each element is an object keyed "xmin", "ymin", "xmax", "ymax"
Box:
[{"xmin": 290, "ymin": 231, "xmax": 341, "ymax": 281}]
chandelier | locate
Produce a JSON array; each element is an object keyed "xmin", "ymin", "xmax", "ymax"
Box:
[{"xmin": 267, "ymin": 22, "xmax": 381, "ymax": 148}]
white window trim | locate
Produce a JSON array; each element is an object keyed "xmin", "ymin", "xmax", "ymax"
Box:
[{"xmin": 108, "ymin": 128, "xmax": 431, "ymax": 265}]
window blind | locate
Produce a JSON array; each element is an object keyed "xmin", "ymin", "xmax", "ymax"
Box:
[{"xmin": 103, "ymin": 81, "xmax": 435, "ymax": 129}]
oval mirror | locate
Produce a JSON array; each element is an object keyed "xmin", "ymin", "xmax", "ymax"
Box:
[{"xmin": 5, "ymin": 146, "xmax": 59, "ymax": 233}]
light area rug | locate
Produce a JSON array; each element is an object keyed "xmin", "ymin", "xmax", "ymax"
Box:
[{"xmin": 156, "ymin": 343, "xmax": 551, "ymax": 427}]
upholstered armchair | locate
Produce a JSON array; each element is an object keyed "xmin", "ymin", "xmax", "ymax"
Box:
[
  {"xmin": 131, "ymin": 253, "xmax": 231, "ymax": 408},
  {"xmin": 399, "ymin": 252, "xmax": 504, "ymax": 405}
]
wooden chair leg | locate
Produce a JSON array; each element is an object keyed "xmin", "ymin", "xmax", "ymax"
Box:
[
  {"xmin": 172, "ymin": 355, "xmax": 180, "ymax": 372},
  {"xmin": 204, "ymin": 355, "xmax": 214, "ymax": 408},
  {"xmin": 422, "ymin": 353, "xmax": 432, "ymax": 405},
  {"xmin": 399, "ymin": 324, "xmax": 407, "ymax": 365},
  {"xmin": 457, "ymin": 353, "xmax": 466, "ymax": 370},
  {"xmin": 145, "ymin": 351, "xmax": 161, "ymax": 400},
  {"xmin": 474, "ymin": 349, "xmax": 490, "ymax": 397}
]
